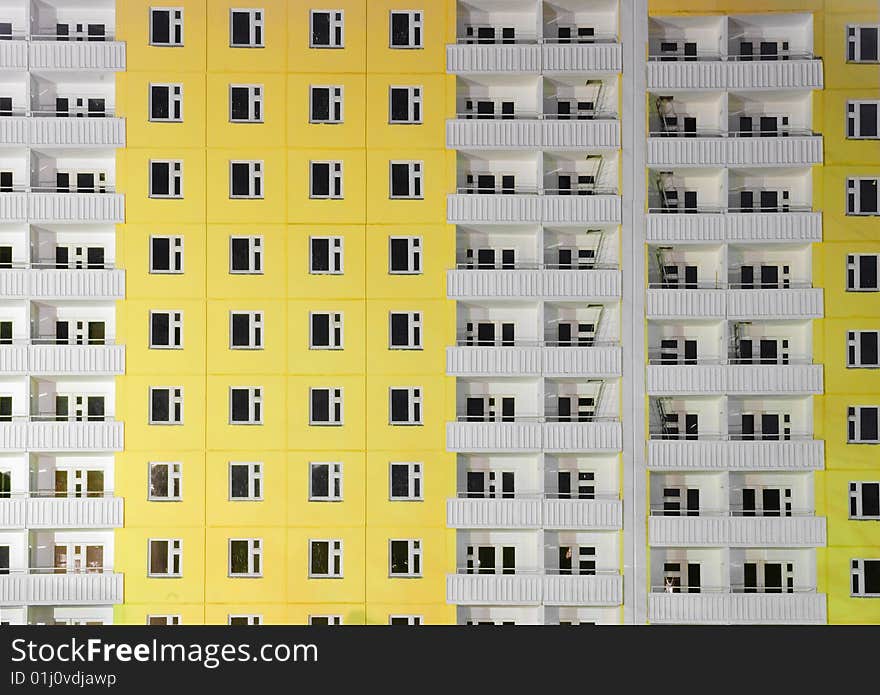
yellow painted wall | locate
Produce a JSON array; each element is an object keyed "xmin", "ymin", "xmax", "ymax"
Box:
[{"xmin": 114, "ymin": 0, "xmax": 457, "ymax": 625}]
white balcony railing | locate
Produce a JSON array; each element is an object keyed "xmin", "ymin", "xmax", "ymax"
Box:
[
  {"xmin": 446, "ymin": 345, "xmax": 621, "ymax": 377},
  {"xmin": 0, "ymin": 40, "xmax": 28, "ymax": 69},
  {"xmin": 646, "ymin": 288, "xmax": 823, "ymax": 320},
  {"xmin": 646, "ymin": 211, "xmax": 823, "ymax": 244},
  {"xmin": 28, "ymin": 193, "xmax": 125, "ymax": 223},
  {"xmin": 648, "ymin": 515, "xmax": 826, "ymax": 547},
  {"xmin": 0, "ymin": 420, "xmax": 123, "ymax": 451},
  {"xmin": 0, "ymin": 344, "xmax": 124, "ymax": 375},
  {"xmin": 28, "ymin": 41, "xmax": 126, "ymax": 71},
  {"xmin": 447, "ymin": 118, "xmax": 619, "ymax": 150},
  {"xmin": 447, "ymin": 420, "xmax": 622, "ymax": 453},
  {"xmin": 447, "ymin": 193, "xmax": 621, "ymax": 225},
  {"xmin": 646, "ymin": 364, "xmax": 823, "ymax": 395},
  {"xmin": 648, "ymin": 592, "xmax": 826, "ymax": 624},
  {"xmin": 647, "ymin": 59, "xmax": 823, "ymax": 91},
  {"xmin": 647, "ymin": 439, "xmax": 825, "ymax": 471},
  {"xmin": 447, "ymin": 496, "xmax": 621, "ymax": 530},
  {"xmin": 447, "ymin": 268, "xmax": 620, "ymax": 300},
  {"xmin": 0, "ymin": 496, "xmax": 123, "ymax": 529},
  {"xmin": 447, "ymin": 572, "xmax": 622, "ymax": 606},
  {"xmin": 0, "ymin": 571, "xmax": 123, "ymax": 605},
  {"xmin": 0, "ymin": 268, "xmax": 125, "ymax": 299},
  {"xmin": 647, "ymin": 135, "xmax": 823, "ymax": 167},
  {"xmin": 447, "ymin": 42, "xmax": 621, "ymax": 74}
]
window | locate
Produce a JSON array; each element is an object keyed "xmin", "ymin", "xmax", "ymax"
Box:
[
  {"xmin": 309, "ymin": 236, "xmax": 343, "ymax": 274},
  {"xmin": 310, "ymin": 312, "xmax": 343, "ymax": 349},
  {"xmin": 389, "ymin": 86, "xmax": 422, "ymax": 124},
  {"xmin": 389, "ymin": 615, "xmax": 422, "ymax": 625},
  {"xmin": 147, "ymin": 615, "xmax": 181, "ymax": 625},
  {"xmin": 847, "ymin": 101, "xmax": 880, "ymax": 139},
  {"xmin": 309, "ymin": 462, "xmax": 343, "ymax": 501},
  {"xmin": 850, "ymin": 481, "xmax": 880, "ymax": 520},
  {"xmin": 229, "ymin": 615, "xmax": 262, "ymax": 625},
  {"xmin": 148, "ymin": 462, "xmax": 182, "ymax": 501},
  {"xmin": 847, "ymin": 177, "xmax": 879, "ymax": 215},
  {"xmin": 149, "ymin": 160, "xmax": 183, "ymax": 198},
  {"xmin": 148, "ymin": 539, "xmax": 182, "ymax": 577},
  {"xmin": 851, "ymin": 559, "xmax": 880, "ymax": 597},
  {"xmin": 390, "ymin": 161, "xmax": 423, "ymax": 199},
  {"xmin": 389, "ymin": 311, "xmax": 422, "ymax": 350},
  {"xmin": 310, "ymin": 10, "xmax": 344, "ymax": 48},
  {"xmin": 389, "ymin": 236, "xmax": 421, "ymax": 274},
  {"xmin": 389, "ymin": 387, "xmax": 422, "ymax": 425},
  {"xmin": 149, "ymin": 84, "xmax": 182, "ymax": 122},
  {"xmin": 230, "ymin": 161, "xmax": 263, "ymax": 199},
  {"xmin": 848, "ymin": 406, "xmax": 880, "ymax": 443},
  {"xmin": 150, "ymin": 7, "xmax": 184, "ymax": 46},
  {"xmin": 230, "ymin": 85, "xmax": 262, "ymax": 123},
  {"xmin": 389, "ymin": 11, "xmax": 422, "ymax": 48},
  {"xmin": 848, "ymin": 24, "xmax": 879, "ymax": 63},
  {"xmin": 230, "ymin": 236, "xmax": 263, "ymax": 274},
  {"xmin": 390, "ymin": 462, "xmax": 422, "ymax": 500},
  {"xmin": 848, "ymin": 254, "xmax": 879, "ymax": 292},
  {"xmin": 389, "ymin": 539, "xmax": 421, "ymax": 577},
  {"xmin": 150, "ymin": 387, "xmax": 183, "ymax": 425},
  {"xmin": 229, "ymin": 539, "xmax": 262, "ymax": 577},
  {"xmin": 309, "ymin": 539, "xmax": 343, "ymax": 577},
  {"xmin": 229, "ymin": 462, "xmax": 262, "ymax": 500},
  {"xmin": 230, "ymin": 311, "xmax": 263, "ymax": 349},
  {"xmin": 310, "ymin": 388, "xmax": 343, "ymax": 425},
  {"xmin": 310, "ymin": 86, "xmax": 343, "ymax": 124},
  {"xmin": 848, "ymin": 331, "xmax": 880, "ymax": 368},
  {"xmin": 310, "ymin": 161, "xmax": 343, "ymax": 199},
  {"xmin": 150, "ymin": 235, "xmax": 183, "ymax": 274},
  {"xmin": 149, "ymin": 310, "xmax": 183, "ymax": 349},
  {"xmin": 230, "ymin": 8, "xmax": 263, "ymax": 47},
  {"xmin": 230, "ymin": 387, "xmax": 262, "ymax": 424},
  {"xmin": 309, "ymin": 615, "xmax": 342, "ymax": 625}
]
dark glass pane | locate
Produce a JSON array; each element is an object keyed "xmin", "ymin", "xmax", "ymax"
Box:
[
  {"xmin": 151, "ymin": 390, "xmax": 169, "ymax": 421},
  {"xmin": 311, "ymin": 239, "xmax": 329, "ymax": 271},
  {"xmin": 864, "ymin": 483, "xmax": 880, "ymax": 517},
  {"xmin": 231, "ymin": 314, "xmax": 249, "ymax": 346},
  {"xmin": 861, "ymin": 28, "xmax": 878, "ymax": 62},
  {"xmin": 311, "ymin": 88, "xmax": 329, "ymax": 121},
  {"xmin": 312, "ymin": 12, "xmax": 330, "ymax": 45},
  {"xmin": 311, "ymin": 390, "xmax": 329, "ymax": 421},
  {"xmin": 390, "ymin": 314, "xmax": 408, "ymax": 346},
  {"xmin": 391, "ymin": 163, "xmax": 409, "ymax": 196},
  {"xmin": 151, "ymin": 10, "xmax": 170, "ymax": 44},
  {"xmin": 231, "ymin": 12, "xmax": 250, "ymax": 45},
  {"xmin": 860, "ymin": 255, "xmax": 877, "ymax": 288},
  {"xmin": 151, "ymin": 86, "xmax": 169, "ymax": 119},
  {"xmin": 151, "ymin": 313, "xmax": 169, "ymax": 346},
  {"xmin": 311, "ymin": 163, "xmax": 330, "ymax": 196},
  {"xmin": 861, "ymin": 104, "xmax": 878, "ymax": 137},
  {"xmin": 391, "ymin": 13, "xmax": 409, "ymax": 46},
  {"xmin": 230, "ymin": 87, "xmax": 250, "ymax": 120},
  {"xmin": 311, "ymin": 464, "xmax": 328, "ymax": 497},
  {"xmin": 311, "ymin": 314, "xmax": 329, "ymax": 346},
  {"xmin": 390, "ymin": 464, "xmax": 408, "ymax": 497},
  {"xmin": 390, "ymin": 88, "xmax": 408, "ymax": 121},
  {"xmin": 390, "ymin": 238, "xmax": 408, "ymax": 270},
  {"xmin": 230, "ymin": 540, "xmax": 247, "ymax": 572},
  {"xmin": 231, "ymin": 163, "xmax": 249, "ymax": 195},
  {"xmin": 152, "ymin": 237, "xmax": 170, "ymax": 271},
  {"xmin": 230, "ymin": 466, "xmax": 249, "ymax": 498},
  {"xmin": 151, "ymin": 162, "xmax": 170, "ymax": 196},
  {"xmin": 231, "ymin": 389, "xmax": 249, "ymax": 421},
  {"xmin": 311, "ymin": 542, "xmax": 329, "ymax": 574},
  {"xmin": 390, "ymin": 389, "xmax": 409, "ymax": 422},
  {"xmin": 862, "ymin": 408, "xmax": 879, "ymax": 441}
]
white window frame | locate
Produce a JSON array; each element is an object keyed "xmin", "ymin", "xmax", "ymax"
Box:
[
  {"xmin": 229, "ymin": 462, "xmax": 263, "ymax": 501},
  {"xmin": 309, "ymin": 539, "xmax": 344, "ymax": 578},
  {"xmin": 310, "ymin": 161, "xmax": 344, "ymax": 199},
  {"xmin": 846, "ymin": 177, "xmax": 880, "ymax": 215},
  {"xmin": 147, "ymin": 615, "xmax": 182, "ymax": 625},
  {"xmin": 389, "ymin": 160, "xmax": 423, "ymax": 199},
  {"xmin": 309, "ymin": 387, "xmax": 344, "ymax": 425},
  {"xmin": 229, "ymin": 84, "xmax": 263, "ymax": 123},
  {"xmin": 149, "ymin": 7, "xmax": 184, "ymax": 47},
  {"xmin": 309, "ymin": 85, "xmax": 344, "ymax": 124},
  {"xmin": 389, "ymin": 615, "xmax": 422, "ymax": 625},
  {"xmin": 310, "ymin": 10, "xmax": 344, "ymax": 48},
  {"xmin": 847, "ymin": 253, "xmax": 880, "ymax": 292},
  {"xmin": 149, "ymin": 310, "xmax": 183, "ymax": 349},
  {"xmin": 850, "ymin": 481, "xmax": 880, "ymax": 520},
  {"xmin": 389, "ymin": 10, "xmax": 423, "ymax": 49},
  {"xmin": 389, "ymin": 539, "xmax": 422, "ymax": 577},
  {"xmin": 847, "ymin": 24, "xmax": 880, "ymax": 63},
  {"xmin": 229, "ymin": 8, "xmax": 264, "ymax": 48},
  {"xmin": 148, "ymin": 538, "xmax": 182, "ymax": 577},
  {"xmin": 389, "ymin": 236, "xmax": 421, "ymax": 274},
  {"xmin": 309, "ymin": 615, "xmax": 342, "ymax": 625},
  {"xmin": 228, "ymin": 614, "xmax": 262, "ymax": 625},
  {"xmin": 309, "ymin": 462, "xmax": 344, "ymax": 501},
  {"xmin": 389, "ymin": 461, "xmax": 422, "ymax": 501},
  {"xmin": 847, "ymin": 100, "xmax": 880, "ymax": 139},
  {"xmin": 309, "ymin": 312, "xmax": 344, "ymax": 350},
  {"xmin": 230, "ymin": 311, "xmax": 263, "ymax": 350},
  {"xmin": 851, "ymin": 558, "xmax": 880, "ymax": 597},
  {"xmin": 230, "ymin": 160, "xmax": 263, "ymax": 199},
  {"xmin": 229, "ymin": 387, "xmax": 263, "ymax": 425},
  {"xmin": 148, "ymin": 83, "xmax": 183, "ymax": 122},
  {"xmin": 149, "ymin": 387, "xmax": 184, "ymax": 425},
  {"xmin": 228, "ymin": 538, "xmax": 262, "ymax": 577},
  {"xmin": 148, "ymin": 461, "xmax": 182, "ymax": 501},
  {"xmin": 389, "ymin": 311, "xmax": 422, "ymax": 350},
  {"xmin": 389, "ymin": 387, "xmax": 422, "ymax": 425},
  {"xmin": 229, "ymin": 236, "xmax": 263, "ymax": 274},
  {"xmin": 389, "ymin": 86, "xmax": 422, "ymax": 124},
  {"xmin": 149, "ymin": 235, "xmax": 184, "ymax": 274},
  {"xmin": 848, "ymin": 406, "xmax": 880, "ymax": 444},
  {"xmin": 309, "ymin": 236, "xmax": 344, "ymax": 274},
  {"xmin": 847, "ymin": 330, "xmax": 880, "ymax": 368},
  {"xmin": 149, "ymin": 160, "xmax": 183, "ymax": 199}
]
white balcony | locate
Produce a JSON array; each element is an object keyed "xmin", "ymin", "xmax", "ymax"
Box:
[
  {"xmin": 647, "ymin": 439, "xmax": 825, "ymax": 471},
  {"xmin": 0, "ymin": 268, "xmax": 124, "ymax": 299},
  {"xmin": 447, "ymin": 194, "xmax": 621, "ymax": 225},
  {"xmin": 647, "ymin": 59, "xmax": 823, "ymax": 91},
  {"xmin": 646, "ymin": 364, "xmax": 823, "ymax": 395},
  {"xmin": 446, "ymin": 420, "xmax": 622, "ymax": 453},
  {"xmin": 541, "ymin": 43, "xmax": 622, "ymax": 73},
  {"xmin": 645, "ymin": 288, "xmax": 823, "ymax": 320},
  {"xmin": 447, "ymin": 42, "xmax": 621, "ymax": 74},
  {"xmin": 446, "ymin": 572, "xmax": 622, "ymax": 606},
  {"xmin": 28, "ymin": 193, "xmax": 125, "ymax": 223},
  {"xmin": 542, "ymin": 573, "xmax": 622, "ymax": 606},
  {"xmin": 0, "ymin": 572, "xmax": 123, "ymax": 606},
  {"xmin": 29, "ymin": 118, "xmax": 126, "ymax": 148},
  {"xmin": 27, "ymin": 345, "xmax": 125, "ymax": 375},
  {"xmin": 447, "ymin": 269, "xmax": 620, "ymax": 300},
  {"xmin": 446, "ymin": 345, "xmax": 621, "ymax": 377},
  {"xmin": 0, "ymin": 496, "xmax": 123, "ymax": 529},
  {"xmin": 649, "ymin": 515, "xmax": 826, "ymax": 547},
  {"xmin": 28, "ymin": 41, "xmax": 126, "ymax": 71},
  {"xmin": 0, "ymin": 40, "xmax": 28, "ymax": 69},
  {"xmin": 447, "ymin": 119, "xmax": 619, "ymax": 150},
  {"xmin": 646, "ymin": 212, "xmax": 823, "ymax": 244},
  {"xmin": 645, "ymin": 289, "xmax": 726, "ymax": 319},
  {"xmin": 0, "ymin": 193, "xmax": 28, "ymax": 221},
  {"xmin": 0, "ymin": 117, "xmax": 27, "ymax": 145},
  {"xmin": 647, "ymin": 135, "xmax": 822, "ymax": 168},
  {"xmin": 0, "ymin": 345, "xmax": 28, "ymax": 372},
  {"xmin": 0, "ymin": 421, "xmax": 123, "ymax": 452},
  {"xmin": 446, "ymin": 497, "xmax": 621, "ymax": 530},
  {"xmin": 648, "ymin": 592, "xmax": 826, "ymax": 624}
]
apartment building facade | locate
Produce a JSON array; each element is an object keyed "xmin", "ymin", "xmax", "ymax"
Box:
[{"xmin": 1, "ymin": 0, "xmax": 877, "ymax": 626}]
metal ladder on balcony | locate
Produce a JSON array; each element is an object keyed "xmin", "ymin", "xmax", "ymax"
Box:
[
  {"xmin": 654, "ymin": 246, "xmax": 672, "ymax": 286},
  {"xmin": 655, "ymin": 397, "xmax": 673, "ymax": 438},
  {"xmin": 655, "ymin": 96, "xmax": 678, "ymax": 134},
  {"xmin": 584, "ymin": 79, "xmax": 605, "ymax": 118},
  {"xmin": 656, "ymin": 171, "xmax": 678, "ymax": 211},
  {"xmin": 582, "ymin": 154, "xmax": 604, "ymax": 194}
]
